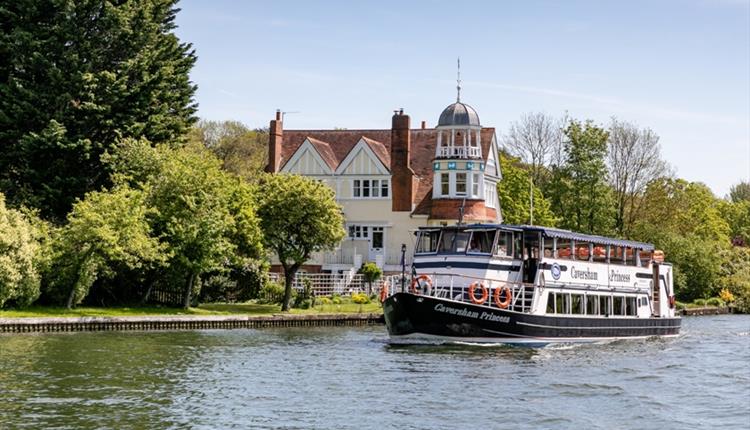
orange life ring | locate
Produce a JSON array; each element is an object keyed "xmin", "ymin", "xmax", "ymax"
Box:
[
  {"xmin": 379, "ymin": 281, "xmax": 389, "ymax": 303},
  {"xmin": 410, "ymin": 275, "xmax": 432, "ymax": 295},
  {"xmin": 468, "ymin": 282, "xmax": 489, "ymax": 305},
  {"xmin": 494, "ymin": 286, "xmax": 512, "ymax": 309}
]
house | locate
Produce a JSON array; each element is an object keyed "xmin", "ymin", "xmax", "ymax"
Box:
[{"xmin": 266, "ymin": 95, "xmax": 503, "ymax": 274}]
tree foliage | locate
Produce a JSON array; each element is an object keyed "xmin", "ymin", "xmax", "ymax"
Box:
[
  {"xmin": 256, "ymin": 174, "xmax": 345, "ymax": 311},
  {"xmin": 0, "ymin": 194, "xmax": 41, "ymax": 307},
  {"xmin": 729, "ymin": 181, "xmax": 750, "ymax": 203},
  {"xmin": 0, "ymin": 0, "xmax": 197, "ymax": 220},
  {"xmin": 607, "ymin": 118, "xmax": 670, "ymax": 236},
  {"xmin": 359, "ymin": 262, "xmax": 383, "ymax": 295},
  {"xmin": 632, "ymin": 178, "xmax": 732, "ymax": 300},
  {"xmin": 502, "ymin": 112, "xmax": 562, "ymax": 188},
  {"xmin": 497, "ymin": 153, "xmax": 556, "ymax": 226},
  {"xmin": 545, "ymin": 120, "xmax": 614, "ymax": 235},
  {"xmin": 188, "ymin": 120, "xmax": 269, "ymax": 181},
  {"xmin": 43, "ymin": 186, "xmax": 167, "ymax": 308},
  {"xmin": 106, "ymin": 139, "xmax": 264, "ymax": 308}
]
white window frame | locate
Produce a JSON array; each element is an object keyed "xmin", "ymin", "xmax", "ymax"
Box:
[{"xmin": 351, "ymin": 178, "xmax": 390, "ymax": 199}]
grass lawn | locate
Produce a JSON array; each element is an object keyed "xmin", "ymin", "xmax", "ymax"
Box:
[{"xmin": 0, "ymin": 301, "xmax": 383, "ymax": 318}]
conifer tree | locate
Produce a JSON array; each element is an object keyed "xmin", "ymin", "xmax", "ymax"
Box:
[{"xmin": 0, "ymin": 0, "xmax": 197, "ymax": 220}]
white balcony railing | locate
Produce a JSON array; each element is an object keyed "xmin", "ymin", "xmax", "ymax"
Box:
[{"xmin": 437, "ymin": 145, "xmax": 482, "ymax": 159}]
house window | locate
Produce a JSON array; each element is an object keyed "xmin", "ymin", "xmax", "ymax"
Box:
[
  {"xmin": 348, "ymin": 225, "xmax": 369, "ymax": 239},
  {"xmin": 353, "ymin": 179, "xmax": 389, "ymax": 199},
  {"xmin": 441, "ymin": 173, "xmax": 450, "ymax": 196},
  {"xmin": 484, "ymin": 181, "xmax": 496, "ymax": 209},
  {"xmin": 456, "ymin": 173, "xmax": 467, "ymax": 196},
  {"xmin": 472, "ymin": 173, "xmax": 480, "ymax": 197}
]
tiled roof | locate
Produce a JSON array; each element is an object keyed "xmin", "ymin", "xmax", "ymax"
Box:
[{"xmin": 279, "ymin": 128, "xmax": 496, "ymax": 215}]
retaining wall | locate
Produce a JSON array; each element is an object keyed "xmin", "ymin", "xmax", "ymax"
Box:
[{"xmin": 0, "ymin": 313, "xmax": 385, "ymax": 334}]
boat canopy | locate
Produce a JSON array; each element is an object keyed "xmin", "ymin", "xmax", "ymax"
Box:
[{"xmin": 418, "ymin": 224, "xmax": 654, "ymax": 251}]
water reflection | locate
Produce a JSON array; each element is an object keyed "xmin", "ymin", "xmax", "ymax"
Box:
[{"xmin": 0, "ymin": 317, "xmax": 748, "ymax": 430}]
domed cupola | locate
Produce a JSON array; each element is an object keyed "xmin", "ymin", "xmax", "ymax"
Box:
[{"xmin": 438, "ymin": 101, "xmax": 481, "ymax": 127}]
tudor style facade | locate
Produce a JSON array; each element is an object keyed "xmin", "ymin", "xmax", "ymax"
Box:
[{"xmin": 266, "ymin": 98, "xmax": 502, "ymax": 274}]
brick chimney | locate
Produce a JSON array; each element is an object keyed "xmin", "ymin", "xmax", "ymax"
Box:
[
  {"xmin": 391, "ymin": 109, "xmax": 415, "ymax": 211},
  {"xmin": 266, "ymin": 110, "xmax": 283, "ymax": 173}
]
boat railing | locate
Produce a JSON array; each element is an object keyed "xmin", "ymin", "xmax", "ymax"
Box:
[{"xmin": 384, "ymin": 273, "xmax": 536, "ymax": 313}]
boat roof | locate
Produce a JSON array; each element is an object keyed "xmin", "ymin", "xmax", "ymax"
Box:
[{"xmin": 418, "ymin": 224, "xmax": 655, "ymax": 250}]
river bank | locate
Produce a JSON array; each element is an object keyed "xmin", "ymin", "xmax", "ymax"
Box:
[{"xmin": 0, "ymin": 313, "xmax": 384, "ymax": 333}]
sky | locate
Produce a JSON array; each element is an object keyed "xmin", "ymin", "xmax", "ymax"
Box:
[{"xmin": 174, "ymin": 0, "xmax": 750, "ymax": 197}]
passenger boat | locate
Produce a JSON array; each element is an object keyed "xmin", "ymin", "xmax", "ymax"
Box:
[{"xmin": 382, "ymin": 224, "xmax": 681, "ymax": 346}]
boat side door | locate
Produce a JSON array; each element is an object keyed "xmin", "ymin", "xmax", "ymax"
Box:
[{"xmin": 522, "ymin": 231, "xmax": 541, "ymax": 283}]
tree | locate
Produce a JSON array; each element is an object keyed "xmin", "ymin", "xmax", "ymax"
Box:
[
  {"xmin": 502, "ymin": 112, "xmax": 562, "ymax": 188},
  {"xmin": 607, "ymin": 118, "xmax": 670, "ymax": 236},
  {"xmin": 545, "ymin": 120, "xmax": 614, "ymax": 235},
  {"xmin": 43, "ymin": 186, "xmax": 167, "ymax": 309},
  {"xmin": 497, "ymin": 152, "xmax": 556, "ymax": 226},
  {"xmin": 359, "ymin": 262, "xmax": 383, "ymax": 295},
  {"xmin": 105, "ymin": 139, "xmax": 264, "ymax": 308},
  {"xmin": 632, "ymin": 178, "xmax": 732, "ymax": 300},
  {"xmin": 0, "ymin": 0, "xmax": 197, "ymax": 220},
  {"xmin": 256, "ymin": 174, "xmax": 345, "ymax": 311},
  {"xmin": 729, "ymin": 181, "xmax": 750, "ymax": 203},
  {"xmin": 188, "ymin": 120, "xmax": 269, "ymax": 181},
  {"xmin": 0, "ymin": 193, "xmax": 41, "ymax": 308}
]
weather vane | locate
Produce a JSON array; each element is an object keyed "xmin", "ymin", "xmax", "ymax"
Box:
[{"xmin": 456, "ymin": 57, "xmax": 461, "ymax": 102}]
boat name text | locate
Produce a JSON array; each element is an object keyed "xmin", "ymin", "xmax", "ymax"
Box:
[
  {"xmin": 434, "ymin": 303, "xmax": 510, "ymax": 323},
  {"xmin": 609, "ymin": 270, "xmax": 631, "ymax": 283},
  {"xmin": 570, "ymin": 266, "xmax": 598, "ymax": 281}
]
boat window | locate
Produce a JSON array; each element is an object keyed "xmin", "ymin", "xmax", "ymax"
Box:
[
  {"xmin": 468, "ymin": 230, "xmax": 494, "ymax": 254},
  {"xmin": 513, "ymin": 233, "xmax": 523, "ymax": 259},
  {"xmin": 575, "ymin": 241, "xmax": 592, "ymax": 261},
  {"xmin": 586, "ymin": 295, "xmax": 597, "ymax": 315},
  {"xmin": 610, "ymin": 246, "xmax": 625, "ymax": 265},
  {"xmin": 438, "ymin": 230, "xmax": 470, "ymax": 254},
  {"xmin": 600, "ymin": 295, "xmax": 610, "ymax": 315},
  {"xmin": 571, "ymin": 294, "xmax": 583, "ymax": 314},
  {"xmin": 557, "ymin": 240, "xmax": 572, "ymax": 259},
  {"xmin": 625, "ymin": 247, "xmax": 636, "ymax": 266},
  {"xmin": 495, "ymin": 231, "xmax": 512, "ymax": 257},
  {"xmin": 416, "ymin": 230, "xmax": 440, "ymax": 254},
  {"xmin": 592, "ymin": 245, "xmax": 607, "ymax": 263},
  {"xmin": 626, "ymin": 297, "xmax": 637, "ymax": 315},
  {"xmin": 524, "ymin": 232, "xmax": 540, "ymax": 259},
  {"xmin": 556, "ymin": 293, "xmax": 566, "ymax": 314},
  {"xmin": 543, "ymin": 238, "xmax": 555, "ymax": 259},
  {"xmin": 639, "ymin": 250, "xmax": 652, "ymax": 268},
  {"xmin": 613, "ymin": 296, "xmax": 624, "ymax": 316},
  {"xmin": 547, "ymin": 292, "xmax": 555, "ymax": 314}
]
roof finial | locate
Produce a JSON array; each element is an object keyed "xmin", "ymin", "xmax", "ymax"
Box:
[{"xmin": 456, "ymin": 57, "xmax": 461, "ymax": 102}]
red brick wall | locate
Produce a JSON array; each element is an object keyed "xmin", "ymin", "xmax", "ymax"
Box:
[
  {"xmin": 390, "ymin": 111, "xmax": 415, "ymax": 211},
  {"xmin": 429, "ymin": 198, "xmax": 497, "ymax": 222},
  {"xmin": 266, "ymin": 110, "xmax": 283, "ymax": 172}
]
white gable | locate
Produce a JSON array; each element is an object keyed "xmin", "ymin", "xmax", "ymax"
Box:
[
  {"xmin": 281, "ymin": 139, "xmax": 333, "ymax": 175},
  {"xmin": 485, "ymin": 134, "xmax": 501, "ymax": 179},
  {"xmin": 335, "ymin": 138, "xmax": 390, "ymax": 176}
]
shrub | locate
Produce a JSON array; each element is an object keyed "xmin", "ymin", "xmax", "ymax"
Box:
[
  {"xmin": 706, "ymin": 297, "xmax": 725, "ymax": 307},
  {"xmin": 318, "ymin": 297, "xmax": 332, "ymax": 305},
  {"xmin": 351, "ymin": 292, "xmax": 370, "ymax": 305},
  {"xmin": 359, "ymin": 262, "xmax": 382, "ymax": 294},
  {"xmin": 693, "ymin": 298, "xmax": 707, "ymax": 306},
  {"xmin": 331, "ymin": 294, "xmax": 342, "ymax": 305},
  {"xmin": 0, "ymin": 194, "xmax": 42, "ymax": 308},
  {"xmin": 258, "ymin": 281, "xmax": 286, "ymax": 304}
]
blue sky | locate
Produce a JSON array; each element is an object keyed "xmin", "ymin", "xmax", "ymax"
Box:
[{"xmin": 174, "ymin": 0, "xmax": 749, "ymax": 197}]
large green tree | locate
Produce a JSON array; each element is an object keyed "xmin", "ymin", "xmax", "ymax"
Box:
[
  {"xmin": 497, "ymin": 153, "xmax": 556, "ymax": 226},
  {"xmin": 545, "ymin": 120, "xmax": 614, "ymax": 235},
  {"xmin": 256, "ymin": 174, "xmax": 345, "ymax": 311},
  {"xmin": 105, "ymin": 139, "xmax": 264, "ymax": 308},
  {"xmin": 632, "ymin": 178, "xmax": 732, "ymax": 300},
  {"xmin": 0, "ymin": 0, "xmax": 197, "ymax": 220}
]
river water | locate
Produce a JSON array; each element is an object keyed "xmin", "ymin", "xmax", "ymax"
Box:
[{"xmin": 0, "ymin": 315, "xmax": 748, "ymax": 429}]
